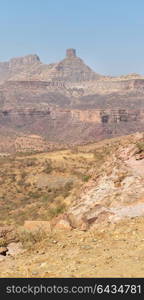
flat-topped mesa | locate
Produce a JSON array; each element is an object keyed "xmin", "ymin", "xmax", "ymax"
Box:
[
  {"xmin": 9, "ymin": 54, "xmax": 41, "ymax": 67},
  {"xmin": 66, "ymin": 48, "xmax": 77, "ymax": 58}
]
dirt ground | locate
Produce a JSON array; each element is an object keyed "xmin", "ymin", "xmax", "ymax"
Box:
[{"xmin": 1, "ymin": 216, "xmax": 144, "ymax": 278}]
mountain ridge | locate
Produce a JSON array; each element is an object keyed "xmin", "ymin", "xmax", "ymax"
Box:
[
  {"xmin": 1, "ymin": 49, "xmax": 144, "ymax": 83},
  {"xmin": 0, "ymin": 49, "xmax": 144, "ymax": 152},
  {"xmin": 0, "ymin": 49, "xmax": 101, "ymax": 83}
]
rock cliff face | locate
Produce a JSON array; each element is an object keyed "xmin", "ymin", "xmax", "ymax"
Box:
[
  {"xmin": 0, "ymin": 49, "xmax": 144, "ymax": 151},
  {"xmin": 47, "ymin": 48, "xmax": 99, "ymax": 82},
  {"xmin": 0, "ymin": 54, "xmax": 41, "ymax": 83},
  {"xmin": 64, "ymin": 132, "xmax": 144, "ymax": 229}
]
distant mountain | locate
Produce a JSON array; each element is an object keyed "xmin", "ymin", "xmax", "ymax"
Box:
[
  {"xmin": 0, "ymin": 49, "xmax": 144, "ymax": 152},
  {"xmin": 0, "ymin": 49, "xmax": 101, "ymax": 83}
]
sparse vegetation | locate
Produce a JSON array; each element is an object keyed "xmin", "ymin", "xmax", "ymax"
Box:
[
  {"xmin": 49, "ymin": 203, "xmax": 66, "ymax": 218},
  {"xmin": 0, "ymin": 238, "xmax": 6, "ymax": 247},
  {"xmin": 82, "ymin": 175, "xmax": 91, "ymax": 182},
  {"xmin": 24, "ymin": 158, "xmax": 37, "ymax": 167},
  {"xmin": 136, "ymin": 141, "xmax": 144, "ymax": 152},
  {"xmin": 43, "ymin": 160, "xmax": 53, "ymax": 174},
  {"xmin": 28, "ymin": 191, "xmax": 41, "ymax": 199},
  {"xmin": 18, "ymin": 229, "xmax": 48, "ymax": 248},
  {"xmin": 0, "ymin": 148, "xmax": 92, "ymax": 224},
  {"xmin": 93, "ymin": 150, "xmax": 105, "ymax": 164},
  {"xmin": 0, "ymin": 134, "xmax": 141, "ymax": 226}
]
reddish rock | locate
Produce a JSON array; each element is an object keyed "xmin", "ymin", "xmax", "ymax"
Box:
[
  {"xmin": 54, "ymin": 219, "xmax": 72, "ymax": 230},
  {"xmin": 24, "ymin": 221, "xmax": 51, "ymax": 232}
]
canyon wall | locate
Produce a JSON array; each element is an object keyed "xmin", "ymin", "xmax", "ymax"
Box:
[{"xmin": 0, "ymin": 49, "xmax": 144, "ymax": 151}]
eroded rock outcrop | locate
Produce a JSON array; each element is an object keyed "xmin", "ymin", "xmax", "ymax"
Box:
[
  {"xmin": 61, "ymin": 133, "xmax": 144, "ymax": 229},
  {"xmin": 0, "ymin": 49, "xmax": 144, "ymax": 152}
]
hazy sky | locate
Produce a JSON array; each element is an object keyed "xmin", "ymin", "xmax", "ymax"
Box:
[{"xmin": 0, "ymin": 0, "xmax": 144, "ymax": 76}]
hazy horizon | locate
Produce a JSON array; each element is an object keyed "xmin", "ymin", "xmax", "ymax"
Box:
[{"xmin": 0, "ymin": 0, "xmax": 144, "ymax": 76}]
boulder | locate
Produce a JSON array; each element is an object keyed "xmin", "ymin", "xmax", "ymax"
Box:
[
  {"xmin": 24, "ymin": 221, "xmax": 51, "ymax": 232},
  {"xmin": 7, "ymin": 242, "xmax": 24, "ymax": 256},
  {"xmin": 0, "ymin": 247, "xmax": 8, "ymax": 256},
  {"xmin": 54, "ymin": 219, "xmax": 72, "ymax": 230}
]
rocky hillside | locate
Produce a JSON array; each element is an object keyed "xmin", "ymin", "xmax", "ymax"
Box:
[
  {"xmin": 0, "ymin": 131, "xmax": 143, "ymax": 227},
  {"xmin": 0, "ymin": 132, "xmax": 144, "ymax": 277},
  {"xmin": 65, "ymin": 132, "xmax": 144, "ymax": 229}
]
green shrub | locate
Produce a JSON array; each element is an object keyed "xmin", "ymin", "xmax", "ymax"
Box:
[
  {"xmin": 82, "ymin": 175, "xmax": 91, "ymax": 182},
  {"xmin": 49, "ymin": 204, "xmax": 66, "ymax": 218},
  {"xmin": 42, "ymin": 194, "xmax": 50, "ymax": 202}
]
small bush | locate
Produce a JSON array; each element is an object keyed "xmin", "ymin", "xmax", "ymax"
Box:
[
  {"xmin": 136, "ymin": 141, "xmax": 144, "ymax": 152},
  {"xmin": 24, "ymin": 158, "xmax": 37, "ymax": 167},
  {"xmin": 82, "ymin": 175, "xmax": 91, "ymax": 182},
  {"xmin": 93, "ymin": 150, "xmax": 104, "ymax": 160},
  {"xmin": 93, "ymin": 147, "xmax": 110, "ymax": 164},
  {"xmin": 62, "ymin": 181, "xmax": 73, "ymax": 198},
  {"xmin": 43, "ymin": 160, "xmax": 53, "ymax": 174},
  {"xmin": 28, "ymin": 192, "xmax": 40, "ymax": 199},
  {"xmin": 17, "ymin": 180, "xmax": 24, "ymax": 186},
  {"xmin": 21, "ymin": 171, "xmax": 27, "ymax": 179},
  {"xmin": 42, "ymin": 194, "xmax": 50, "ymax": 202},
  {"xmin": 49, "ymin": 203, "xmax": 66, "ymax": 218},
  {"xmin": 0, "ymin": 238, "xmax": 7, "ymax": 247},
  {"xmin": 18, "ymin": 229, "xmax": 48, "ymax": 248}
]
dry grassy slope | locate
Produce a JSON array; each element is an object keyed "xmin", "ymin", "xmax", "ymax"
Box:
[
  {"xmin": 0, "ymin": 131, "xmax": 144, "ymax": 227},
  {"xmin": 0, "ymin": 147, "xmax": 95, "ymax": 225},
  {"xmin": 0, "ymin": 133, "xmax": 67, "ymax": 154},
  {"xmin": 0, "ymin": 132, "xmax": 144, "ymax": 277}
]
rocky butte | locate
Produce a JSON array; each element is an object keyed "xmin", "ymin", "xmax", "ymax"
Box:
[{"xmin": 0, "ymin": 48, "xmax": 144, "ymax": 152}]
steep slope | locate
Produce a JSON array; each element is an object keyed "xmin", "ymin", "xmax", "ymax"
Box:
[
  {"xmin": 0, "ymin": 54, "xmax": 42, "ymax": 83},
  {"xmin": 0, "ymin": 132, "xmax": 143, "ymax": 227},
  {"xmin": 64, "ymin": 132, "xmax": 144, "ymax": 229},
  {"xmin": 0, "ymin": 82, "xmax": 144, "ymax": 150},
  {"xmin": 0, "ymin": 133, "xmax": 144, "ymax": 277}
]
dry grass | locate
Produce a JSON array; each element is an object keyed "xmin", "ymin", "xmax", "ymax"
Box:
[
  {"xmin": 0, "ymin": 133, "xmax": 142, "ymax": 226},
  {"xmin": 2, "ymin": 216, "xmax": 144, "ymax": 277},
  {"xmin": 0, "ymin": 148, "xmax": 93, "ymax": 225}
]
